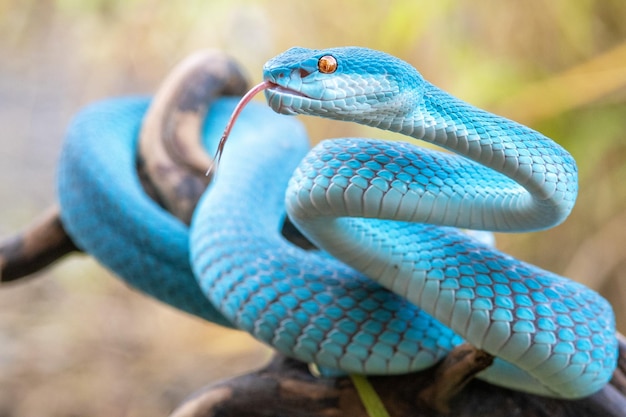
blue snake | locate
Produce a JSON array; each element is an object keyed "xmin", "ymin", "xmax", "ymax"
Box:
[
  {"xmin": 57, "ymin": 98, "xmax": 233, "ymax": 328},
  {"xmin": 58, "ymin": 47, "xmax": 617, "ymax": 400}
]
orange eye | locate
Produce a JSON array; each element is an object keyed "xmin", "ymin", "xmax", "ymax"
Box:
[{"xmin": 318, "ymin": 55, "xmax": 337, "ymax": 74}]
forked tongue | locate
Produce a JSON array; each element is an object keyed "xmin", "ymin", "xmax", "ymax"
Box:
[{"xmin": 206, "ymin": 81, "xmax": 272, "ymax": 176}]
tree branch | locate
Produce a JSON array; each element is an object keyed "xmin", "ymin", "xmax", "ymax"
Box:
[
  {"xmin": 169, "ymin": 350, "xmax": 626, "ymax": 417},
  {"xmin": 0, "ymin": 205, "xmax": 78, "ymax": 282}
]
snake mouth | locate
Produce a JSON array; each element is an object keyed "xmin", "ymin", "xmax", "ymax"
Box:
[{"xmin": 265, "ymin": 81, "xmax": 310, "ymax": 99}]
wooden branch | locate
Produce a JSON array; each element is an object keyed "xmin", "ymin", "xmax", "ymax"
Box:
[
  {"xmin": 138, "ymin": 49, "xmax": 249, "ymax": 224},
  {"xmin": 417, "ymin": 343, "xmax": 494, "ymax": 412},
  {"xmin": 169, "ymin": 355, "xmax": 350, "ymax": 417},
  {"xmin": 169, "ymin": 348, "xmax": 626, "ymax": 417},
  {"xmin": 0, "ymin": 205, "xmax": 79, "ymax": 282}
]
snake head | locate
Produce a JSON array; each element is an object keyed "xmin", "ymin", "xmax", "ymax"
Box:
[{"xmin": 262, "ymin": 47, "xmax": 424, "ymax": 125}]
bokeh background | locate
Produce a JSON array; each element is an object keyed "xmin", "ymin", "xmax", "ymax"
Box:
[{"xmin": 1, "ymin": 0, "xmax": 625, "ymax": 415}]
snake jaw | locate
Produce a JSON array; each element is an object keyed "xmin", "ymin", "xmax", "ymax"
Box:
[
  {"xmin": 264, "ymin": 87, "xmax": 306, "ymax": 116},
  {"xmin": 266, "ymin": 82, "xmax": 307, "ymax": 98},
  {"xmin": 264, "ymin": 82, "xmax": 308, "ymax": 116}
]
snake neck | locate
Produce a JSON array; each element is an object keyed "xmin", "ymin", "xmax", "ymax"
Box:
[
  {"xmin": 343, "ymin": 81, "xmax": 579, "ymax": 229},
  {"xmin": 263, "ymin": 47, "xmax": 577, "ymax": 227}
]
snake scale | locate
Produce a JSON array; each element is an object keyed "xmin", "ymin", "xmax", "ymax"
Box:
[{"xmin": 58, "ymin": 47, "xmax": 616, "ymax": 400}]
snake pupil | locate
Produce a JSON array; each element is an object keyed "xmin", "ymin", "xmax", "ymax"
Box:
[{"xmin": 318, "ymin": 55, "xmax": 337, "ymax": 74}]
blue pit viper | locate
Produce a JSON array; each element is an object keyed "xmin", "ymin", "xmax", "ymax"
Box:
[{"xmin": 58, "ymin": 47, "xmax": 617, "ymax": 400}]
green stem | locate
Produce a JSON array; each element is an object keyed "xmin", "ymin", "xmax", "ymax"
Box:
[{"xmin": 349, "ymin": 374, "xmax": 391, "ymax": 417}]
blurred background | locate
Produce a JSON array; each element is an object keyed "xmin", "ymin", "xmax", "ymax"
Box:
[{"xmin": 0, "ymin": 0, "xmax": 625, "ymax": 415}]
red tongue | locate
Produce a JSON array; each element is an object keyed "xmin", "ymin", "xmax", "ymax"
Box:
[{"xmin": 206, "ymin": 80, "xmax": 272, "ymax": 175}]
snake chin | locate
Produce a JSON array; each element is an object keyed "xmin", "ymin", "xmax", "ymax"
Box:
[{"xmin": 264, "ymin": 87, "xmax": 301, "ymax": 116}]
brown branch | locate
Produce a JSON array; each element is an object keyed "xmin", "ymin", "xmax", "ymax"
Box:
[
  {"xmin": 138, "ymin": 49, "xmax": 249, "ymax": 224},
  {"xmin": 417, "ymin": 343, "xmax": 494, "ymax": 413},
  {"xmin": 169, "ymin": 355, "xmax": 352, "ymax": 417},
  {"xmin": 0, "ymin": 205, "xmax": 79, "ymax": 282},
  {"xmin": 169, "ymin": 350, "xmax": 626, "ymax": 417}
]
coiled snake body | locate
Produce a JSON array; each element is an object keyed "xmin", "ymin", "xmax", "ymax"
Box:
[
  {"xmin": 59, "ymin": 47, "xmax": 617, "ymax": 400},
  {"xmin": 58, "ymin": 98, "xmax": 233, "ymax": 327}
]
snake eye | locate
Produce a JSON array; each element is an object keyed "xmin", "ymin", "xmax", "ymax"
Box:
[{"xmin": 317, "ymin": 55, "xmax": 337, "ymax": 74}]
